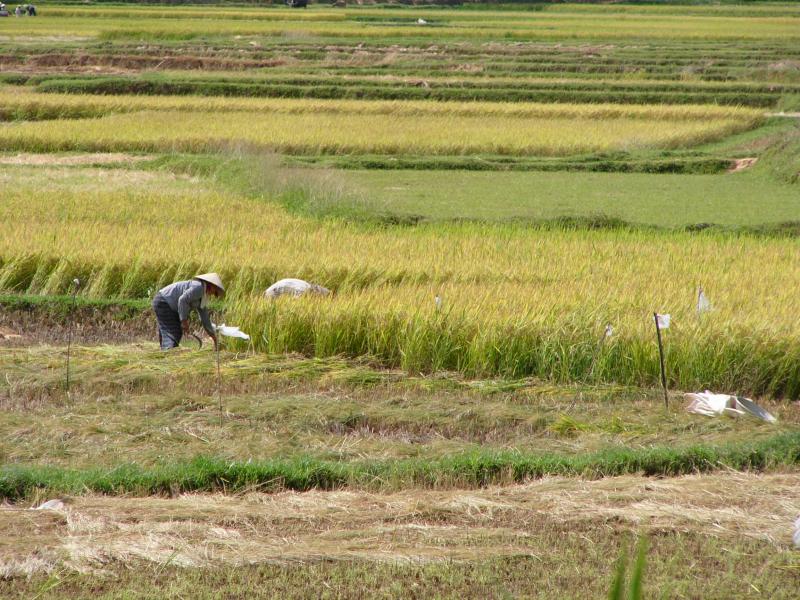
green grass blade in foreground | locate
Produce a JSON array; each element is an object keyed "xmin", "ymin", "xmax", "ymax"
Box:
[
  {"xmin": 629, "ymin": 536, "xmax": 648, "ymax": 600},
  {"xmin": 608, "ymin": 546, "xmax": 627, "ymax": 600},
  {"xmin": 607, "ymin": 535, "xmax": 648, "ymax": 600},
  {"xmin": 3, "ymin": 431, "xmax": 799, "ymax": 501}
]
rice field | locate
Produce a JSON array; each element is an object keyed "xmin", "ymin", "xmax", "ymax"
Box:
[
  {"xmin": 3, "ymin": 5, "xmax": 800, "ymax": 42},
  {"xmin": 3, "ymin": 88, "xmax": 758, "ymax": 120},
  {"xmin": 2, "ymin": 4, "xmax": 800, "ymax": 596},
  {"xmin": 339, "ymin": 167, "xmax": 800, "ymax": 225},
  {"xmin": 2, "ymin": 161, "xmax": 799, "ymax": 395},
  {"xmin": 24, "ymin": 72, "xmax": 800, "ymax": 108},
  {"xmin": 0, "ymin": 88, "xmax": 761, "ymax": 156}
]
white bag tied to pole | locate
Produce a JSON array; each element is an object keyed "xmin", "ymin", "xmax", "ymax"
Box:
[
  {"xmin": 655, "ymin": 313, "xmax": 671, "ymax": 329},
  {"xmin": 697, "ymin": 287, "xmax": 712, "ymax": 315},
  {"xmin": 213, "ymin": 323, "xmax": 250, "ymax": 340},
  {"xmin": 794, "ymin": 516, "xmax": 800, "ymax": 549}
]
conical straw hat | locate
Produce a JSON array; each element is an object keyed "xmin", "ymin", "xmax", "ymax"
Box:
[{"xmin": 194, "ymin": 272, "xmax": 225, "ymax": 295}]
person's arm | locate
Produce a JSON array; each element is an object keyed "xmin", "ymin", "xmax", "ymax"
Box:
[
  {"xmin": 198, "ymin": 307, "xmax": 217, "ymax": 346},
  {"xmin": 177, "ymin": 282, "xmax": 203, "ymax": 333}
]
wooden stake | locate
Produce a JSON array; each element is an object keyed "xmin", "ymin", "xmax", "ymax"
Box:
[
  {"xmin": 65, "ymin": 280, "xmax": 80, "ymax": 397},
  {"xmin": 216, "ymin": 337, "xmax": 223, "ymax": 424},
  {"xmin": 588, "ymin": 324, "xmax": 612, "ymax": 382},
  {"xmin": 653, "ymin": 313, "xmax": 668, "ymax": 409}
]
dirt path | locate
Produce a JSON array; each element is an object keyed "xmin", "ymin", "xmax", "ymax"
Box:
[
  {"xmin": 727, "ymin": 157, "xmax": 758, "ymax": 173},
  {"xmin": 0, "ymin": 153, "xmax": 152, "ymax": 167},
  {"xmin": 2, "ymin": 472, "xmax": 798, "ymax": 576}
]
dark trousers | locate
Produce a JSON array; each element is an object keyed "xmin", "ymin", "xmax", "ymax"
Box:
[{"xmin": 152, "ymin": 295, "xmax": 182, "ymax": 350}]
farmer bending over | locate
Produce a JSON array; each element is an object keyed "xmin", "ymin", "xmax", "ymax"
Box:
[{"xmin": 152, "ymin": 273, "xmax": 224, "ymax": 350}]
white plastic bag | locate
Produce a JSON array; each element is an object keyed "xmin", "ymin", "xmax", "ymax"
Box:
[
  {"xmin": 684, "ymin": 391, "xmax": 776, "ymax": 423},
  {"xmin": 794, "ymin": 516, "xmax": 800, "ymax": 548},
  {"xmin": 213, "ymin": 323, "xmax": 250, "ymax": 341},
  {"xmin": 684, "ymin": 391, "xmax": 743, "ymax": 417},
  {"xmin": 697, "ymin": 287, "xmax": 712, "ymax": 315}
]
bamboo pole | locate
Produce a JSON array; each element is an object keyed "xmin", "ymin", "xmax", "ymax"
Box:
[
  {"xmin": 65, "ymin": 279, "xmax": 80, "ymax": 397},
  {"xmin": 653, "ymin": 313, "xmax": 668, "ymax": 409}
]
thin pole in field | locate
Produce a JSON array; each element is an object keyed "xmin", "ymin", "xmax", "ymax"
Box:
[
  {"xmin": 588, "ymin": 324, "xmax": 613, "ymax": 382},
  {"xmin": 65, "ymin": 278, "xmax": 80, "ymax": 397},
  {"xmin": 216, "ymin": 337, "xmax": 223, "ymax": 424},
  {"xmin": 653, "ymin": 313, "xmax": 668, "ymax": 409}
]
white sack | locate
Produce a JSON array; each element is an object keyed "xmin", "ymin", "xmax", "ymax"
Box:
[{"xmin": 264, "ymin": 278, "xmax": 330, "ymax": 299}]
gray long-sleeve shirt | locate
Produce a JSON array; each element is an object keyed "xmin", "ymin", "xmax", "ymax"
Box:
[{"xmin": 156, "ymin": 279, "xmax": 214, "ymax": 336}]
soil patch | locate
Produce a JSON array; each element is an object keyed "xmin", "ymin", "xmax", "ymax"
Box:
[
  {"xmin": 0, "ymin": 306, "xmax": 153, "ymax": 346},
  {"xmin": 0, "ymin": 327, "xmax": 23, "ymax": 341}
]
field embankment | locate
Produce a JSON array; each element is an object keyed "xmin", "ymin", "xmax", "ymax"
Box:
[{"xmin": 0, "ymin": 294, "xmax": 152, "ymax": 346}]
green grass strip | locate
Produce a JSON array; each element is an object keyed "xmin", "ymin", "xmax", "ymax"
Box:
[
  {"xmin": 30, "ymin": 78, "xmax": 781, "ymax": 108},
  {"xmin": 3, "ymin": 432, "xmax": 799, "ymax": 501},
  {"xmin": 287, "ymin": 153, "xmax": 732, "ymax": 175}
]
